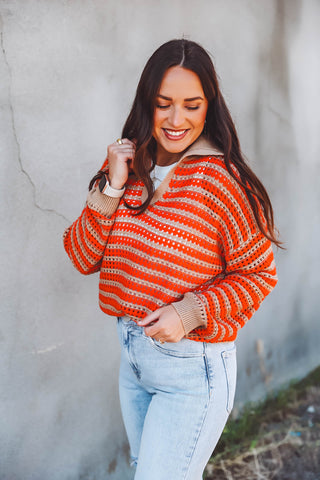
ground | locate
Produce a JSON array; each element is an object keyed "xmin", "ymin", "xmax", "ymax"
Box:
[{"xmin": 205, "ymin": 367, "xmax": 320, "ymax": 480}]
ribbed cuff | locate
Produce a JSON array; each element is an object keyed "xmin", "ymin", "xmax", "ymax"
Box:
[
  {"xmin": 172, "ymin": 292, "xmax": 207, "ymax": 335},
  {"xmin": 87, "ymin": 187, "xmax": 121, "ymax": 217}
]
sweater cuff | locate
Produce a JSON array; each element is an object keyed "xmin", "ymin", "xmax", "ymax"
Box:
[
  {"xmin": 172, "ymin": 292, "xmax": 207, "ymax": 335},
  {"xmin": 86, "ymin": 187, "xmax": 121, "ymax": 217}
]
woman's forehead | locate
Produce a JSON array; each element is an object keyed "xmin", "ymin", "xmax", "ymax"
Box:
[{"xmin": 158, "ymin": 66, "xmax": 205, "ymax": 99}]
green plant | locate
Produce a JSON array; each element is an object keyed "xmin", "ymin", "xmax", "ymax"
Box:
[{"xmin": 209, "ymin": 365, "xmax": 320, "ymax": 464}]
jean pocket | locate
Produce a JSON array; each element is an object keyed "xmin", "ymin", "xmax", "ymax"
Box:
[
  {"xmin": 221, "ymin": 345, "xmax": 237, "ymax": 414},
  {"xmin": 147, "ymin": 337, "xmax": 204, "ymax": 358}
]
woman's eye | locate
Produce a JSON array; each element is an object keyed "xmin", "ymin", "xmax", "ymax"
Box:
[
  {"xmin": 156, "ymin": 104, "xmax": 170, "ymax": 110},
  {"xmin": 186, "ymin": 106, "xmax": 200, "ymax": 111}
]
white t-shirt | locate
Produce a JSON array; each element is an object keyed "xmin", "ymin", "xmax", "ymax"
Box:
[{"xmin": 152, "ymin": 163, "xmax": 176, "ymax": 189}]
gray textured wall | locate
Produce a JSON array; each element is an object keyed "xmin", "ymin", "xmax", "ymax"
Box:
[{"xmin": 1, "ymin": 0, "xmax": 319, "ymax": 479}]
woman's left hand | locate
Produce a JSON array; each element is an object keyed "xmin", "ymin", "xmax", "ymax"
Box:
[{"xmin": 137, "ymin": 305, "xmax": 185, "ymax": 343}]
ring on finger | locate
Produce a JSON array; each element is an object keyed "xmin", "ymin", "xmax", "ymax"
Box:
[
  {"xmin": 158, "ymin": 338, "xmax": 165, "ymax": 344},
  {"xmin": 116, "ymin": 138, "xmax": 123, "ymax": 145}
]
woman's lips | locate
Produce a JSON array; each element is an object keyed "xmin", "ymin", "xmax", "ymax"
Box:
[{"xmin": 163, "ymin": 129, "xmax": 189, "ymax": 141}]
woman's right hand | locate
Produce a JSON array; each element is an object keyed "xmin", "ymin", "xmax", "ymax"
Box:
[{"xmin": 107, "ymin": 139, "xmax": 136, "ymax": 190}]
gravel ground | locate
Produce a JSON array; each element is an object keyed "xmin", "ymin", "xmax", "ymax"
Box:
[{"xmin": 205, "ymin": 385, "xmax": 320, "ymax": 480}]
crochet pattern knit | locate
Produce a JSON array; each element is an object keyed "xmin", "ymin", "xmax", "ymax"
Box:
[{"xmin": 63, "ymin": 138, "xmax": 277, "ymax": 343}]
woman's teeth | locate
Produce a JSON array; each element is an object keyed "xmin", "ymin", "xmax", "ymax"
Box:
[{"xmin": 164, "ymin": 129, "xmax": 187, "ymax": 136}]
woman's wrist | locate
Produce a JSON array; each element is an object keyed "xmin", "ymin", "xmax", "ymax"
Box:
[
  {"xmin": 99, "ymin": 174, "xmax": 125, "ymax": 198},
  {"xmin": 108, "ymin": 170, "xmax": 127, "ymax": 190}
]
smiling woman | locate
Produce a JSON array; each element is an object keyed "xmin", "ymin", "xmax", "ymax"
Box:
[{"xmin": 63, "ymin": 39, "xmax": 279, "ymax": 479}]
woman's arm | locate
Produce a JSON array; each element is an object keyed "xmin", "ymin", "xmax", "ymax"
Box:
[
  {"xmin": 63, "ymin": 138, "xmax": 135, "ymax": 274},
  {"xmin": 63, "ymin": 188, "xmax": 121, "ymax": 274},
  {"xmin": 173, "ymin": 231, "xmax": 277, "ymax": 341}
]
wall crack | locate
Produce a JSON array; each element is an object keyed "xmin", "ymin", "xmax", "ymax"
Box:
[{"xmin": 1, "ymin": 19, "xmax": 71, "ymax": 224}]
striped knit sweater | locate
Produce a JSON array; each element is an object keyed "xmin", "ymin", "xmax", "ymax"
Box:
[{"xmin": 63, "ymin": 136, "xmax": 277, "ymax": 343}]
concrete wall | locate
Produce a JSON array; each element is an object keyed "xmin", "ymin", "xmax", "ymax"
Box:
[{"xmin": 1, "ymin": 0, "xmax": 319, "ymax": 478}]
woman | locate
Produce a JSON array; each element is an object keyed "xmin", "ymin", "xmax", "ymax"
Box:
[{"xmin": 63, "ymin": 39, "xmax": 279, "ymax": 479}]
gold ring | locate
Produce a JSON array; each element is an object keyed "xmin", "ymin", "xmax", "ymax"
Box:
[
  {"xmin": 116, "ymin": 138, "xmax": 123, "ymax": 145},
  {"xmin": 159, "ymin": 338, "xmax": 164, "ymax": 344}
]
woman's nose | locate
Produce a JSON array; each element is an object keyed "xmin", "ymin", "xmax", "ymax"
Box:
[{"xmin": 168, "ymin": 107, "xmax": 184, "ymax": 127}]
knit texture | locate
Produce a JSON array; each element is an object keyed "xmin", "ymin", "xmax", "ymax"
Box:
[{"xmin": 63, "ymin": 138, "xmax": 277, "ymax": 342}]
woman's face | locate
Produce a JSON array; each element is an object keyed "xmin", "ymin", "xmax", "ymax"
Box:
[{"xmin": 153, "ymin": 66, "xmax": 208, "ymax": 163}]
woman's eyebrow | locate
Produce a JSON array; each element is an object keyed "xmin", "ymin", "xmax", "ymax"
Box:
[
  {"xmin": 157, "ymin": 94, "xmax": 204, "ymax": 101},
  {"xmin": 184, "ymin": 96, "xmax": 204, "ymax": 101}
]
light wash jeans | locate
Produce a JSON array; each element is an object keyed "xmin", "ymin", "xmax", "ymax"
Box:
[{"xmin": 117, "ymin": 317, "xmax": 237, "ymax": 480}]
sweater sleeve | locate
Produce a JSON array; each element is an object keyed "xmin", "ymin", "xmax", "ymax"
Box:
[
  {"xmin": 172, "ymin": 167, "xmax": 278, "ymax": 341},
  {"xmin": 63, "ymin": 186, "xmax": 121, "ymax": 275},
  {"xmin": 173, "ymin": 232, "xmax": 277, "ymax": 340}
]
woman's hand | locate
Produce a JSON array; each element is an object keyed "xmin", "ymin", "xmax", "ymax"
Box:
[
  {"xmin": 107, "ymin": 138, "xmax": 136, "ymax": 189},
  {"xmin": 137, "ymin": 305, "xmax": 185, "ymax": 343}
]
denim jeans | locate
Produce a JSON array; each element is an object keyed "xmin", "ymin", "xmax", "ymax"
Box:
[{"xmin": 117, "ymin": 317, "xmax": 237, "ymax": 480}]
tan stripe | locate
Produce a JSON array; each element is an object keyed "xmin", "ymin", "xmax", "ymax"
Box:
[
  {"xmin": 77, "ymin": 218, "xmax": 99, "ymax": 264},
  {"xmin": 119, "ymin": 192, "xmax": 231, "ymax": 248},
  {"xmin": 187, "ymin": 294, "xmax": 219, "ymax": 340},
  {"xmin": 157, "ymin": 190, "xmax": 238, "ymax": 248},
  {"xmin": 217, "ymin": 287, "xmax": 232, "ymax": 316},
  {"xmin": 171, "ymin": 174, "xmax": 253, "ymax": 239},
  {"xmin": 109, "ymin": 220, "xmax": 222, "ymax": 261},
  {"xmin": 124, "ymin": 192, "xmax": 143, "ymax": 201},
  {"xmin": 177, "ymin": 162, "xmax": 254, "ymax": 229},
  {"xmin": 148, "ymin": 151, "xmax": 222, "ymax": 206},
  {"xmin": 158, "ymin": 197, "xmax": 230, "ymax": 244},
  {"xmin": 232, "ymin": 276, "xmax": 261, "ymax": 303},
  {"xmin": 100, "ymin": 263, "xmax": 209, "ymax": 289},
  {"xmin": 100, "ymin": 279, "xmax": 182, "ymax": 302},
  {"xmin": 101, "ymin": 256, "xmax": 218, "ymax": 287},
  {"xmin": 224, "ymin": 282, "xmax": 243, "ymax": 312},
  {"xmin": 143, "ymin": 209, "xmax": 221, "ymax": 248},
  {"xmin": 85, "ymin": 217, "xmax": 106, "ymax": 246},
  {"xmin": 99, "ymin": 295, "xmax": 154, "ymax": 314},
  {"xmin": 216, "ymin": 315, "xmax": 235, "ymax": 338},
  {"xmin": 146, "ymin": 198, "xmax": 227, "ymax": 242},
  {"xmin": 227, "ymin": 313, "xmax": 243, "ymax": 330},
  {"xmin": 199, "ymin": 291, "xmax": 220, "ymax": 323},
  {"xmin": 149, "ymin": 203, "xmax": 222, "ymax": 236},
  {"xmin": 177, "ymin": 159, "xmax": 214, "ymax": 170},
  {"xmin": 105, "ymin": 241, "xmax": 222, "ymax": 273},
  {"xmin": 228, "ymin": 236, "xmax": 269, "ymax": 264},
  {"xmin": 186, "ymin": 185, "xmax": 246, "ymax": 245},
  {"xmin": 100, "ymin": 287, "xmax": 160, "ymax": 305},
  {"xmin": 252, "ymin": 274, "xmax": 275, "ymax": 293},
  {"xmin": 71, "ymin": 223, "xmax": 90, "ymax": 272},
  {"xmin": 80, "ymin": 222, "xmax": 104, "ymax": 257},
  {"xmin": 99, "ymin": 302, "xmax": 121, "ymax": 315},
  {"xmin": 237, "ymin": 276, "xmax": 264, "ymax": 302}
]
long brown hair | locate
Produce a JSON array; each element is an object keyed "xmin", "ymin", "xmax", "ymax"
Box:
[{"xmin": 91, "ymin": 39, "xmax": 281, "ymax": 247}]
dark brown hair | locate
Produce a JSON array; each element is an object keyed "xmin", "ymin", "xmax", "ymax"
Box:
[{"xmin": 91, "ymin": 39, "xmax": 281, "ymax": 247}]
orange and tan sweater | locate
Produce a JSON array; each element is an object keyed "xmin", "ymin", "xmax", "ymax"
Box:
[{"xmin": 63, "ymin": 137, "xmax": 277, "ymax": 343}]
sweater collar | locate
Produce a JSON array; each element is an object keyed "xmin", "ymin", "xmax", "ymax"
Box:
[
  {"xmin": 142, "ymin": 135, "xmax": 223, "ymax": 206},
  {"xmin": 177, "ymin": 135, "xmax": 223, "ymax": 162}
]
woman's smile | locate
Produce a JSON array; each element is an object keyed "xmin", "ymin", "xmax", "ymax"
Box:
[{"xmin": 162, "ymin": 128, "xmax": 189, "ymax": 140}]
